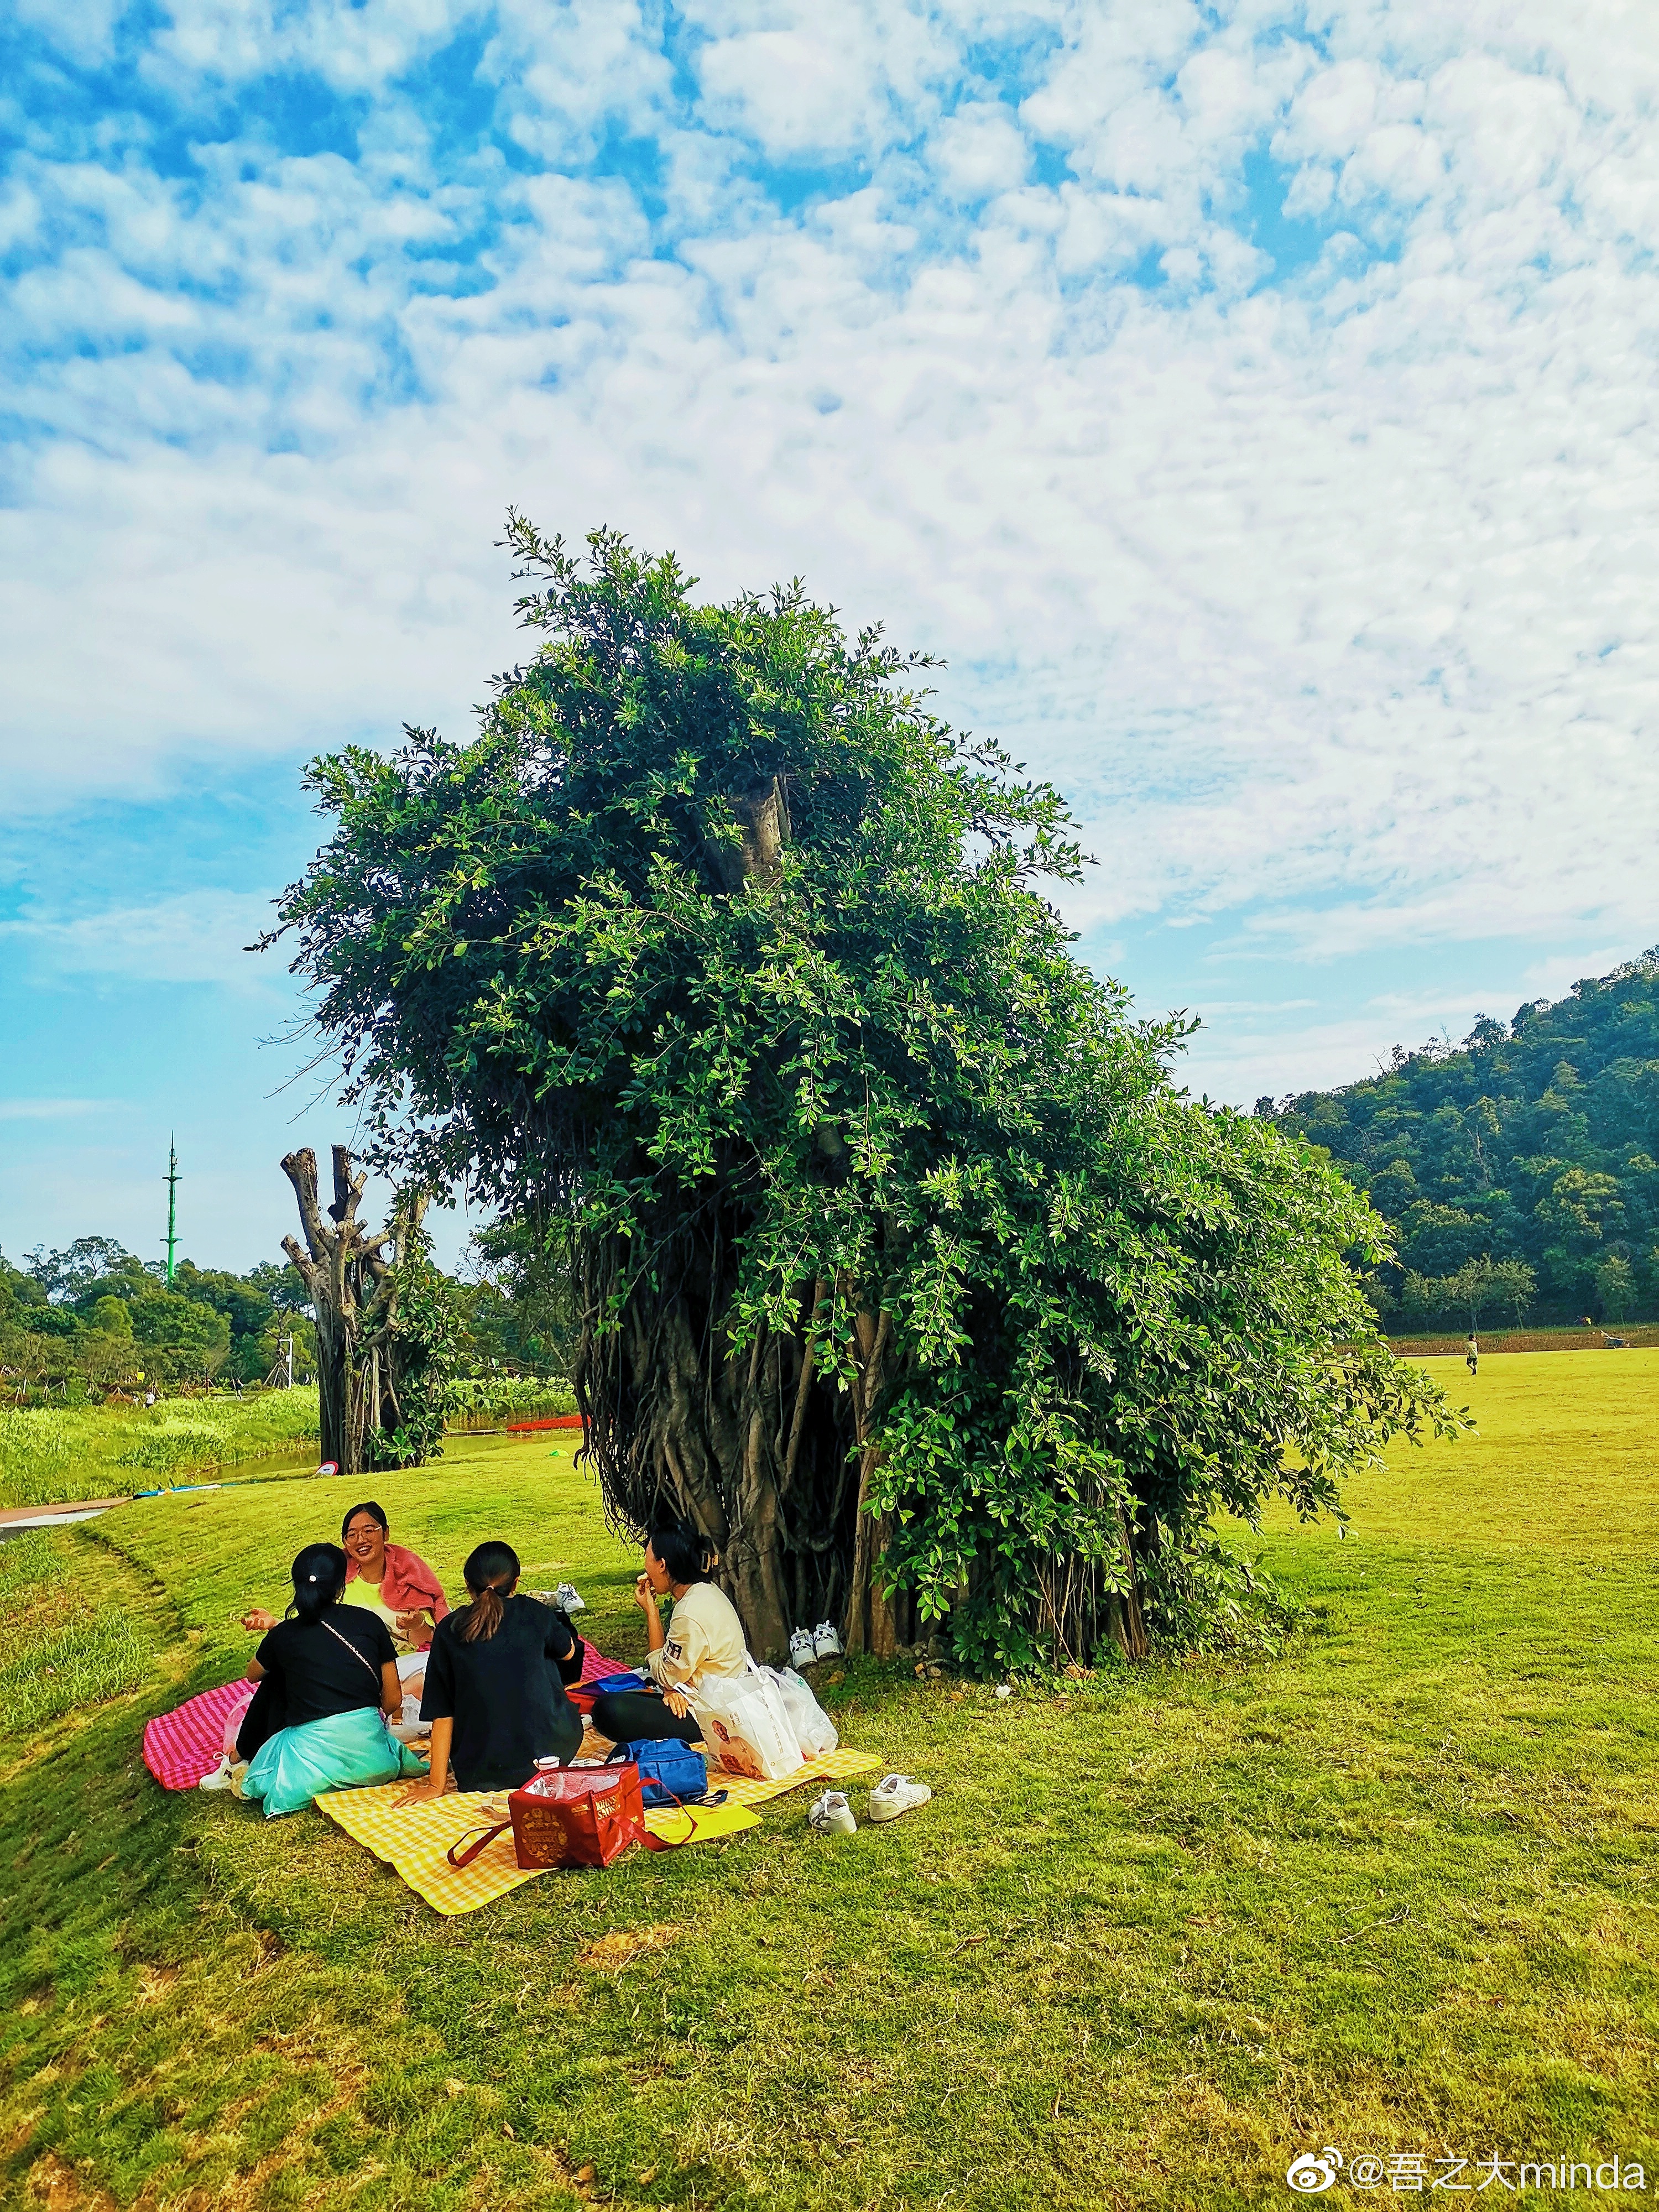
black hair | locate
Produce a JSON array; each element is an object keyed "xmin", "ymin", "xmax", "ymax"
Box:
[
  {"xmin": 289, "ymin": 1542, "xmax": 347, "ymax": 1626},
  {"xmin": 460, "ymin": 1540, "xmax": 520, "ymax": 1643},
  {"xmin": 341, "ymin": 1499, "xmax": 389, "ymax": 1542},
  {"xmin": 646, "ymin": 1520, "xmax": 716, "ymax": 1587}
]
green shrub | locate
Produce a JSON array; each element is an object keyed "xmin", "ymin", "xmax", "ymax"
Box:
[
  {"xmin": 445, "ymin": 1374, "xmax": 577, "ymax": 1421},
  {"xmin": 0, "ymin": 1411, "xmax": 77, "ymax": 1506}
]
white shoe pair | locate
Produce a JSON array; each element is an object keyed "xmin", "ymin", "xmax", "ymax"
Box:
[
  {"xmin": 787, "ymin": 1620, "xmax": 843, "ymax": 1669},
  {"xmin": 807, "ymin": 1774, "xmax": 932, "ymax": 1836}
]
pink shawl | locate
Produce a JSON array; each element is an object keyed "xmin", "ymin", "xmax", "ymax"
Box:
[{"xmin": 345, "ymin": 1541, "xmax": 449, "ymax": 1648}]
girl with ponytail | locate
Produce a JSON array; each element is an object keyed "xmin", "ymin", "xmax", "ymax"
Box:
[
  {"xmin": 397, "ymin": 1541, "xmax": 585, "ymax": 1803},
  {"xmin": 231, "ymin": 1543, "xmax": 426, "ymax": 1818}
]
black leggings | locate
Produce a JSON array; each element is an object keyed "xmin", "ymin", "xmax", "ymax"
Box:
[
  {"xmin": 235, "ymin": 1674, "xmax": 286, "ymax": 1762},
  {"xmin": 589, "ymin": 1687, "xmax": 703, "ymax": 1747}
]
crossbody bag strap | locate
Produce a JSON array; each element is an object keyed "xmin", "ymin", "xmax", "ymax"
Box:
[{"xmin": 317, "ymin": 1615, "xmax": 383, "ymax": 1683}]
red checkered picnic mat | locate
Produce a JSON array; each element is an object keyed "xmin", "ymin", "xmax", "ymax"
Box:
[{"xmin": 143, "ymin": 1679, "xmax": 255, "ymax": 1790}]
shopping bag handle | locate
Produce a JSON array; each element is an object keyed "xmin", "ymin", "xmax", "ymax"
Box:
[
  {"xmin": 639, "ymin": 1782, "xmax": 728, "ymax": 1851},
  {"xmin": 447, "ymin": 1820, "xmax": 510, "ymax": 1869}
]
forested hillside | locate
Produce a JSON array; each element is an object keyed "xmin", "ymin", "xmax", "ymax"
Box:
[{"xmin": 1262, "ymin": 951, "xmax": 1659, "ymax": 1327}]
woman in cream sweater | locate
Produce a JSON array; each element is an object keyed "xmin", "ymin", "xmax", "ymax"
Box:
[{"xmin": 587, "ymin": 1520, "xmax": 747, "ymax": 1747}]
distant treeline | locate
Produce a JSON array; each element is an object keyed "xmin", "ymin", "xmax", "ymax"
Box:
[
  {"xmin": 1262, "ymin": 951, "xmax": 1659, "ymax": 1328},
  {"xmin": 0, "ymin": 1218, "xmax": 573, "ymax": 1401}
]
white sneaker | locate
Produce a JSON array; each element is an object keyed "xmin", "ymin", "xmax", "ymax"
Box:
[
  {"xmin": 197, "ymin": 1754, "xmax": 235, "ymax": 1792},
  {"xmin": 808, "ymin": 1790, "xmax": 857, "ymax": 1837},
  {"xmin": 787, "ymin": 1626, "xmax": 818, "ymax": 1670},
  {"xmin": 552, "ymin": 1582, "xmax": 586, "ymax": 1613},
  {"xmin": 868, "ymin": 1773, "xmax": 932, "ymax": 1823},
  {"xmin": 811, "ymin": 1620, "xmax": 843, "ymax": 1661}
]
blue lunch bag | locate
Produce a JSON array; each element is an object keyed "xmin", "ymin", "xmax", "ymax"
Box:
[{"xmin": 608, "ymin": 1737, "xmax": 723, "ymax": 1810}]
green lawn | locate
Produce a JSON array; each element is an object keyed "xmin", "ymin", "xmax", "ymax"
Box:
[{"xmin": 2, "ymin": 1352, "xmax": 1656, "ymax": 2209}]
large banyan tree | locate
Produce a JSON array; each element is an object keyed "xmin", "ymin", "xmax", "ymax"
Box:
[{"xmin": 275, "ymin": 521, "xmax": 1452, "ymax": 1672}]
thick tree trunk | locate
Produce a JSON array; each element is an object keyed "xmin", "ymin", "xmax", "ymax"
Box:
[
  {"xmin": 841, "ymin": 1303, "xmax": 913, "ymax": 1658},
  {"xmin": 575, "ymin": 1210, "xmax": 865, "ymax": 1666},
  {"xmin": 573, "ymin": 1201, "xmax": 1150, "ymax": 1671},
  {"xmin": 570, "ymin": 772, "xmax": 1136, "ymax": 1674}
]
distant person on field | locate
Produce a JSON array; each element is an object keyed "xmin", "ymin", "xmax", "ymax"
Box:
[
  {"xmin": 395, "ymin": 1541, "xmax": 586, "ymax": 1803},
  {"xmin": 1466, "ymin": 1333, "xmax": 1478, "ymax": 1376}
]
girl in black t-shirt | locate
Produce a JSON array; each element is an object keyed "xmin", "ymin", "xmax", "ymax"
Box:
[
  {"xmin": 396, "ymin": 1541, "xmax": 584, "ymax": 1801},
  {"xmin": 236, "ymin": 1543, "xmax": 427, "ymax": 1818}
]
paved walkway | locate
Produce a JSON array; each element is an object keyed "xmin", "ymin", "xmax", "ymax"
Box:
[{"xmin": 0, "ymin": 1495, "xmax": 131, "ymax": 1529}]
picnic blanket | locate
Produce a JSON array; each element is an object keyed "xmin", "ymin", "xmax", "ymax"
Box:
[
  {"xmin": 145, "ymin": 1636, "xmax": 636, "ymax": 1792},
  {"xmin": 144, "ymin": 1678, "xmax": 257, "ymax": 1790},
  {"xmin": 316, "ymin": 1748, "xmax": 882, "ymax": 1915}
]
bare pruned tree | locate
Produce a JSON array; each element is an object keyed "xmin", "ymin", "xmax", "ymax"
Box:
[{"xmin": 280, "ymin": 1145, "xmax": 429, "ymax": 1475}]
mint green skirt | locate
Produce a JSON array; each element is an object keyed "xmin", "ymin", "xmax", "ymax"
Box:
[{"xmin": 241, "ymin": 1705, "xmax": 427, "ymax": 1819}]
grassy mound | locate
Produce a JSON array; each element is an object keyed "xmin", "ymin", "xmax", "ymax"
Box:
[{"xmin": 1, "ymin": 1355, "xmax": 1656, "ymax": 2208}]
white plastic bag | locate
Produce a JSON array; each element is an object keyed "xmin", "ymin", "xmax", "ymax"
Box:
[
  {"xmin": 691, "ymin": 1658, "xmax": 805, "ymax": 1781},
  {"xmin": 766, "ymin": 1666, "xmax": 838, "ymax": 1757},
  {"xmin": 389, "ymin": 1650, "xmax": 429, "ymax": 1744}
]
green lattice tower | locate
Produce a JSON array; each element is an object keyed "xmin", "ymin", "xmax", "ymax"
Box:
[{"xmin": 163, "ymin": 1136, "xmax": 180, "ymax": 1285}]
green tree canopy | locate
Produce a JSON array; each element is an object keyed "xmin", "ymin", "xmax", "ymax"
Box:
[{"xmin": 275, "ymin": 523, "xmax": 1452, "ymax": 1671}]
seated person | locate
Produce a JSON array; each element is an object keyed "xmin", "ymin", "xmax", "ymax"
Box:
[
  {"xmin": 234, "ymin": 1543, "xmax": 426, "ymax": 1818},
  {"xmin": 241, "ymin": 1501, "xmax": 448, "ymax": 1739},
  {"xmin": 587, "ymin": 1520, "xmax": 748, "ymax": 1750},
  {"xmin": 395, "ymin": 1542, "xmax": 584, "ymax": 1804},
  {"xmin": 335, "ymin": 1499, "xmax": 449, "ymax": 1649}
]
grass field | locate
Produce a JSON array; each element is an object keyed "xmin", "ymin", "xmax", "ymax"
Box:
[
  {"xmin": 0, "ymin": 1382, "xmax": 577, "ymax": 1510},
  {"xmin": 1, "ymin": 1352, "xmax": 1655, "ymax": 2209}
]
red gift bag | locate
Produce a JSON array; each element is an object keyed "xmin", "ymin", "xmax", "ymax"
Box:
[{"xmin": 449, "ymin": 1764, "xmax": 645, "ymax": 1872}]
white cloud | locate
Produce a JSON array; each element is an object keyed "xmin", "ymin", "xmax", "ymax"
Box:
[
  {"xmin": 3, "ymin": 0, "xmax": 1658, "ymax": 992},
  {"xmin": 9, "ymin": 0, "xmax": 126, "ymax": 67},
  {"xmin": 931, "ymin": 102, "xmax": 1029, "ymax": 199},
  {"xmin": 688, "ymin": 2, "xmax": 957, "ymax": 159},
  {"xmin": 0, "ymin": 1099, "xmax": 116, "ymax": 1121},
  {"xmin": 1175, "ymin": 982, "xmax": 1526, "ymax": 1108},
  {"xmin": 2, "ymin": 893, "xmax": 286, "ymax": 990},
  {"xmin": 145, "ymin": 0, "xmax": 476, "ymax": 95}
]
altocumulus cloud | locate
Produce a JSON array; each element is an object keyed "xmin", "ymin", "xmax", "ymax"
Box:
[{"xmin": 2, "ymin": 0, "xmax": 1657, "ymax": 979}]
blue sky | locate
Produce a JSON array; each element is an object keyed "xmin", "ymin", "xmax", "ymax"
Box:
[{"xmin": 3, "ymin": 0, "xmax": 1656, "ymax": 1273}]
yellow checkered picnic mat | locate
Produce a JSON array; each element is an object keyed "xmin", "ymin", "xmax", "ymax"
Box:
[
  {"xmin": 704, "ymin": 1747, "xmax": 877, "ymax": 1810},
  {"xmin": 314, "ymin": 1747, "xmax": 880, "ymax": 1916}
]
